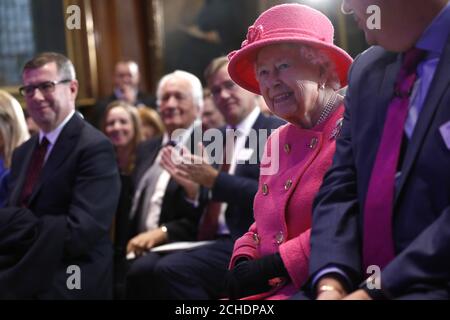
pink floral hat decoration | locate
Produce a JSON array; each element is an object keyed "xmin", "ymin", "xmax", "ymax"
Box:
[{"xmin": 228, "ymin": 4, "xmax": 353, "ymax": 94}]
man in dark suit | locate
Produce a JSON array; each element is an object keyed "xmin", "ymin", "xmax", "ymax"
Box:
[
  {"xmin": 306, "ymin": 0, "xmax": 450, "ymax": 300},
  {"xmin": 2, "ymin": 52, "xmax": 120, "ymax": 299},
  {"xmin": 154, "ymin": 56, "xmax": 285, "ymax": 299},
  {"xmin": 93, "ymin": 60, "xmax": 155, "ymax": 127},
  {"xmin": 124, "ymin": 70, "xmax": 206, "ymax": 299}
]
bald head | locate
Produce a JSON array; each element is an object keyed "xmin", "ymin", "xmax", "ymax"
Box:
[{"xmin": 342, "ymin": 0, "xmax": 449, "ymax": 51}]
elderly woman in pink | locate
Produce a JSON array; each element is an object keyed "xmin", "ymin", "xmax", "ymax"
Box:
[{"xmin": 225, "ymin": 4, "xmax": 352, "ymax": 299}]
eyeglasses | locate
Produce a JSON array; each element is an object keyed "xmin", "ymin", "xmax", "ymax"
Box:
[
  {"xmin": 210, "ymin": 80, "xmax": 237, "ymax": 97},
  {"xmin": 19, "ymin": 79, "xmax": 72, "ymax": 97}
]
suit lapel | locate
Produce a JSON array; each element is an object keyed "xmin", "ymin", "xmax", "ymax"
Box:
[
  {"xmin": 249, "ymin": 112, "xmax": 267, "ymax": 132},
  {"xmin": 243, "ymin": 112, "xmax": 266, "ymax": 149},
  {"xmin": 396, "ymin": 37, "xmax": 450, "ymax": 202},
  {"xmin": 139, "ymin": 137, "xmax": 163, "ymax": 179},
  {"xmin": 28, "ymin": 114, "xmax": 83, "ymax": 205},
  {"xmin": 9, "ymin": 135, "xmax": 39, "ymax": 205},
  {"xmin": 234, "ymin": 113, "xmax": 267, "ymax": 174}
]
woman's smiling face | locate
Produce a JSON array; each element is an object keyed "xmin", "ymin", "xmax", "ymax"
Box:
[{"xmin": 255, "ymin": 43, "xmax": 324, "ymax": 127}]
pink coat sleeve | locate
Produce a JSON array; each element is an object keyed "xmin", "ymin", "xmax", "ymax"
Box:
[
  {"xmin": 229, "ymin": 223, "xmax": 259, "ymax": 269},
  {"xmin": 278, "ymin": 229, "xmax": 311, "ymax": 289}
]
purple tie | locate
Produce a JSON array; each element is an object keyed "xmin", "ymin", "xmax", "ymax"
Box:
[
  {"xmin": 363, "ymin": 48, "xmax": 426, "ymax": 270},
  {"xmin": 20, "ymin": 137, "xmax": 49, "ymax": 207}
]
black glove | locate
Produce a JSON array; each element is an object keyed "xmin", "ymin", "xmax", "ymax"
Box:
[{"xmin": 226, "ymin": 253, "xmax": 288, "ymax": 299}]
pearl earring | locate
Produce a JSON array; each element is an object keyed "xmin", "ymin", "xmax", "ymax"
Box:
[{"xmin": 341, "ymin": 1, "xmax": 354, "ymax": 15}]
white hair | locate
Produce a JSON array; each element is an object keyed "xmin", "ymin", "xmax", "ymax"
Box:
[
  {"xmin": 156, "ymin": 70, "xmax": 204, "ymax": 111},
  {"xmin": 254, "ymin": 43, "xmax": 341, "ymax": 90},
  {"xmin": 298, "ymin": 45, "xmax": 341, "ymax": 90}
]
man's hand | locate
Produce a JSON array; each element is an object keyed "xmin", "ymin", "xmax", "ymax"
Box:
[
  {"xmin": 182, "ymin": 143, "xmax": 219, "ymax": 188},
  {"xmin": 126, "ymin": 228, "xmax": 168, "ymax": 256},
  {"xmin": 160, "ymin": 146, "xmax": 199, "ymax": 200},
  {"xmin": 163, "ymin": 143, "xmax": 219, "ymax": 189},
  {"xmin": 343, "ymin": 289, "xmax": 372, "ymax": 300}
]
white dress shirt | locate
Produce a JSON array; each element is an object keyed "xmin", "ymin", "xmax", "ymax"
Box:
[
  {"xmin": 217, "ymin": 107, "xmax": 261, "ymax": 235},
  {"xmin": 39, "ymin": 110, "xmax": 75, "ymax": 163}
]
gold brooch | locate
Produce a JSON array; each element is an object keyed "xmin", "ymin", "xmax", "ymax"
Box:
[{"xmin": 330, "ymin": 118, "xmax": 344, "ymax": 140}]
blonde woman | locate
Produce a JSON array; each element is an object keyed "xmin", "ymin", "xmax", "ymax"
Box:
[
  {"xmin": 102, "ymin": 100, "xmax": 143, "ymax": 175},
  {"xmin": 137, "ymin": 107, "xmax": 165, "ymax": 141},
  {"xmin": 101, "ymin": 100, "xmax": 145, "ymax": 297},
  {"xmin": 0, "ymin": 90, "xmax": 30, "ymax": 207}
]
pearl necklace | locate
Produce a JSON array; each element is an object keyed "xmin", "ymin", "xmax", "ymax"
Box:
[{"xmin": 316, "ymin": 92, "xmax": 339, "ymax": 126}]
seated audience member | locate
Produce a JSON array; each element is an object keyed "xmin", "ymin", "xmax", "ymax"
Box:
[
  {"xmin": 0, "ymin": 90, "xmax": 30, "ymax": 207},
  {"xmin": 124, "ymin": 70, "xmax": 205, "ymax": 299},
  {"xmin": 201, "ymin": 89, "xmax": 225, "ymax": 130},
  {"xmin": 102, "ymin": 100, "xmax": 144, "ymax": 297},
  {"xmin": 138, "ymin": 107, "xmax": 165, "ymax": 140},
  {"xmin": 103, "ymin": 101, "xmax": 143, "ymax": 175},
  {"xmin": 154, "ymin": 56, "xmax": 285, "ymax": 300},
  {"xmin": 223, "ymin": 4, "xmax": 352, "ymax": 300},
  {"xmin": 93, "ymin": 60, "xmax": 155, "ymax": 127},
  {"xmin": 303, "ymin": 0, "xmax": 450, "ymax": 300},
  {"xmin": 0, "ymin": 52, "xmax": 120, "ymax": 299}
]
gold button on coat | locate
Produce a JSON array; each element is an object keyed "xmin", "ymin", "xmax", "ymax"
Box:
[
  {"xmin": 284, "ymin": 179, "xmax": 292, "ymax": 190},
  {"xmin": 253, "ymin": 233, "xmax": 260, "ymax": 245},
  {"xmin": 308, "ymin": 137, "xmax": 319, "ymax": 149},
  {"xmin": 262, "ymin": 184, "xmax": 269, "ymax": 195},
  {"xmin": 284, "ymin": 144, "xmax": 291, "ymax": 154},
  {"xmin": 275, "ymin": 231, "xmax": 284, "ymax": 245}
]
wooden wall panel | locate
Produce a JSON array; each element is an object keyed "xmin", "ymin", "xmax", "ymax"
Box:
[{"xmin": 90, "ymin": 0, "xmax": 153, "ymax": 100}]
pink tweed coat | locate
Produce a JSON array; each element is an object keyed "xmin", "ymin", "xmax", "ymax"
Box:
[{"xmin": 229, "ymin": 105, "xmax": 344, "ymax": 300}]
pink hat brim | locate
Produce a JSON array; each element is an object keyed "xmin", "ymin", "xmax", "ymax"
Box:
[{"xmin": 228, "ymin": 37, "xmax": 353, "ymax": 95}]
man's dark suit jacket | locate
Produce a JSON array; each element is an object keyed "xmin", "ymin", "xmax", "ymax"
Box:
[
  {"xmin": 128, "ymin": 125, "xmax": 204, "ymax": 241},
  {"xmin": 4, "ymin": 113, "xmax": 121, "ymax": 299},
  {"xmin": 210, "ymin": 113, "xmax": 285, "ymax": 240},
  {"xmin": 309, "ymin": 39, "xmax": 450, "ymax": 298}
]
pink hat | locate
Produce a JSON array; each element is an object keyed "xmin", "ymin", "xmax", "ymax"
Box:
[{"xmin": 228, "ymin": 4, "xmax": 353, "ymax": 94}]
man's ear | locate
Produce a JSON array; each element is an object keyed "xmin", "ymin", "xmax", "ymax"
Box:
[{"xmin": 70, "ymin": 79, "xmax": 79, "ymax": 98}]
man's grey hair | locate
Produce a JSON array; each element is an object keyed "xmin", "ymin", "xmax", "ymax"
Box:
[
  {"xmin": 23, "ymin": 52, "xmax": 76, "ymax": 80},
  {"xmin": 156, "ymin": 70, "xmax": 204, "ymax": 111}
]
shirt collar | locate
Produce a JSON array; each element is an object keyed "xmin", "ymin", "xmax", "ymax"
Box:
[
  {"xmin": 416, "ymin": 2, "xmax": 450, "ymax": 55},
  {"xmin": 163, "ymin": 119, "xmax": 201, "ymax": 146},
  {"xmin": 228, "ymin": 106, "xmax": 260, "ymax": 136},
  {"xmin": 114, "ymin": 87, "xmax": 137, "ymax": 100},
  {"xmin": 39, "ymin": 110, "xmax": 75, "ymax": 145}
]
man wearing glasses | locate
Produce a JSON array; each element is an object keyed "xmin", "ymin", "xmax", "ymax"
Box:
[{"xmin": 1, "ymin": 52, "xmax": 120, "ymax": 299}]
